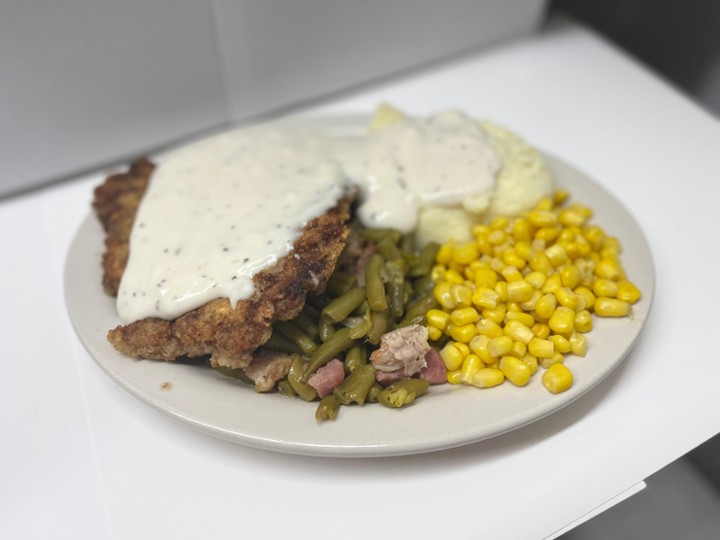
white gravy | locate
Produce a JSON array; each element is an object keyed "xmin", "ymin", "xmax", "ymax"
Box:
[{"xmin": 118, "ymin": 110, "xmax": 500, "ymax": 323}]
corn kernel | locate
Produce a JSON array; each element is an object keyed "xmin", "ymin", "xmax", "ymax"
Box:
[
  {"xmin": 542, "ymin": 363, "xmax": 573, "ymax": 393},
  {"xmin": 426, "ymin": 309, "xmax": 450, "ymax": 330},
  {"xmin": 450, "ymin": 307, "xmax": 480, "ymax": 326},
  {"xmin": 512, "ymin": 219, "xmax": 533, "ymax": 243},
  {"xmin": 504, "ymin": 320, "xmax": 535, "ymax": 345},
  {"xmin": 503, "ymin": 250, "xmax": 527, "ymax": 270},
  {"xmin": 488, "ymin": 336, "xmax": 513, "ymax": 358},
  {"xmin": 488, "ymin": 230, "xmax": 506, "ymax": 246},
  {"xmin": 542, "ymin": 273, "xmax": 563, "ymax": 294},
  {"xmin": 519, "ymin": 290, "xmax": 542, "ymax": 312},
  {"xmin": 499, "ymin": 356, "xmax": 532, "ymax": 386},
  {"xmin": 436, "ymin": 243, "xmax": 454, "ymax": 264},
  {"xmin": 476, "ymin": 318, "xmax": 504, "ymax": 338},
  {"xmin": 529, "ymin": 252, "xmax": 553, "ymax": 275},
  {"xmin": 528, "ymin": 337, "xmax": 555, "ymax": 358},
  {"xmin": 553, "ymin": 189, "xmax": 569, "ymax": 205},
  {"xmin": 469, "ymin": 335, "xmax": 493, "ymax": 363},
  {"xmin": 523, "ymin": 354, "xmax": 539, "ymax": 375},
  {"xmin": 574, "ymin": 286, "xmax": 596, "ymax": 310},
  {"xmin": 507, "ymin": 280, "xmax": 534, "ymax": 303},
  {"xmin": 447, "ymin": 369, "xmax": 463, "ymax": 385},
  {"xmin": 569, "ymin": 332, "xmax": 587, "ymax": 356},
  {"xmin": 434, "ymin": 282, "xmax": 455, "ymax": 309},
  {"xmin": 470, "ymin": 368, "xmax": 505, "ymax": 388},
  {"xmin": 444, "ymin": 269, "xmax": 465, "ymax": 285},
  {"xmin": 583, "ymin": 225, "xmax": 605, "ymax": 250},
  {"xmin": 454, "ymin": 342, "xmax": 470, "ymax": 358},
  {"xmin": 535, "ymin": 226, "xmax": 561, "ymax": 243},
  {"xmin": 450, "ymin": 284, "xmax": 473, "ymax": 308},
  {"xmin": 529, "ymin": 210, "xmax": 557, "ymax": 228},
  {"xmin": 461, "ymin": 354, "xmax": 484, "ymax": 383},
  {"xmin": 491, "ymin": 216, "xmax": 510, "ymax": 230},
  {"xmin": 448, "ymin": 323, "xmax": 477, "ymax": 343},
  {"xmin": 535, "ymin": 196, "xmax": 554, "ymax": 211},
  {"xmin": 593, "ymin": 279, "xmax": 619, "ymax": 298},
  {"xmin": 549, "ymin": 334, "xmax": 572, "ymax": 354},
  {"xmin": 453, "ymin": 242, "xmax": 480, "ymax": 265},
  {"xmin": 482, "ymin": 304, "xmax": 507, "ymax": 325},
  {"xmin": 534, "ymin": 293, "xmax": 558, "ymax": 320},
  {"xmin": 509, "ymin": 340, "xmax": 527, "ymax": 358},
  {"xmin": 549, "ymin": 306, "xmax": 576, "ymax": 335},
  {"xmin": 558, "ymin": 209, "xmax": 586, "ymax": 227},
  {"xmin": 531, "ymin": 323, "xmax": 551, "ymax": 339},
  {"xmin": 617, "ymin": 280, "xmax": 641, "ymax": 304},
  {"xmin": 427, "ymin": 326, "xmax": 443, "ymax": 341},
  {"xmin": 494, "ymin": 281, "xmax": 509, "ymax": 302},
  {"xmin": 540, "ymin": 352, "xmax": 565, "ymax": 369},
  {"xmin": 554, "ymin": 287, "xmax": 579, "ymax": 310},
  {"xmin": 474, "ymin": 268, "xmax": 498, "ymax": 288},
  {"xmin": 574, "ymin": 309, "xmax": 593, "ymax": 333},
  {"xmin": 439, "ymin": 343, "xmax": 464, "ymax": 370},
  {"xmin": 525, "ymin": 271, "xmax": 547, "ymax": 289},
  {"xmin": 594, "ymin": 297, "xmax": 630, "ymax": 317},
  {"xmin": 505, "ymin": 311, "xmax": 536, "ymax": 328},
  {"xmin": 545, "ymin": 244, "xmax": 569, "ymax": 267},
  {"xmin": 595, "ymin": 258, "xmax": 622, "ymax": 281},
  {"xmin": 514, "ymin": 240, "xmax": 533, "ymax": 261},
  {"xmin": 430, "ymin": 264, "xmax": 446, "ymax": 282},
  {"xmin": 501, "ymin": 265, "xmax": 524, "ymax": 283},
  {"xmin": 560, "ymin": 265, "xmax": 582, "ymax": 289}
]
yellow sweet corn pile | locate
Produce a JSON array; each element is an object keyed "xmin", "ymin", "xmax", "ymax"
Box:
[{"xmin": 428, "ymin": 190, "xmax": 641, "ymax": 394}]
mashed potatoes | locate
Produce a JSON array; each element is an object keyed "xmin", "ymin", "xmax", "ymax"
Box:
[{"xmin": 369, "ymin": 104, "xmax": 554, "ymax": 246}]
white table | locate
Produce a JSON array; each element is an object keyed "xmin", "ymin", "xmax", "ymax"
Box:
[{"xmin": 3, "ymin": 17, "xmax": 719, "ymax": 539}]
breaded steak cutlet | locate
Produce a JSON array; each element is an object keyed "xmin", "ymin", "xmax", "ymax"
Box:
[{"xmin": 93, "ymin": 158, "xmax": 353, "ymax": 370}]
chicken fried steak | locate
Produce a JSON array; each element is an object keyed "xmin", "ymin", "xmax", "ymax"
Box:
[{"xmin": 93, "ymin": 158, "xmax": 353, "ymax": 371}]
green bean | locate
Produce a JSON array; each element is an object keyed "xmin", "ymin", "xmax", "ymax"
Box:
[
  {"xmin": 376, "ymin": 236, "xmax": 402, "ymax": 262},
  {"xmin": 367, "ymin": 308, "xmax": 389, "ymax": 345},
  {"xmin": 213, "ymin": 365, "xmax": 254, "ymax": 385},
  {"xmin": 265, "ymin": 333, "xmax": 303, "ymax": 355},
  {"xmin": 400, "ymin": 233, "xmax": 415, "ymax": 254},
  {"xmin": 288, "ymin": 357, "xmax": 318, "ymax": 401},
  {"xmin": 274, "ymin": 321, "xmax": 318, "ymax": 355},
  {"xmin": 361, "ymin": 228, "xmax": 401, "ymax": 244},
  {"xmin": 348, "ymin": 317, "xmax": 372, "ymax": 339},
  {"xmin": 413, "ymin": 274, "xmax": 436, "ymax": 296},
  {"xmin": 277, "ymin": 380, "xmax": 297, "ymax": 397},
  {"xmin": 303, "ymin": 327, "xmax": 355, "ymax": 380},
  {"xmin": 378, "ymin": 379, "xmax": 429, "ymax": 408},
  {"xmin": 398, "ymin": 293, "xmax": 438, "ymax": 328},
  {"xmin": 366, "ymin": 383, "xmax": 384, "ymax": 403},
  {"xmin": 318, "ymin": 317, "xmax": 336, "ymax": 343},
  {"xmin": 385, "ymin": 258, "xmax": 406, "ymax": 318},
  {"xmin": 365, "ymin": 254, "xmax": 388, "ymax": 311},
  {"xmin": 409, "ymin": 242, "xmax": 440, "ymax": 277},
  {"xmin": 322, "ymin": 287, "xmax": 367, "ymax": 323},
  {"xmin": 306, "ymin": 294, "xmax": 332, "ymax": 311},
  {"xmin": 344, "ymin": 343, "xmax": 367, "ymax": 373},
  {"xmin": 292, "ymin": 311, "xmax": 319, "ymax": 341},
  {"xmin": 315, "ymin": 394, "xmax": 341, "ymax": 421},
  {"xmin": 326, "ymin": 271, "xmax": 358, "ymax": 297},
  {"xmin": 333, "ymin": 364, "xmax": 376, "ymax": 405}
]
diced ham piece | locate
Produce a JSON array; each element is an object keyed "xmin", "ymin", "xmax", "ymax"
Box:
[
  {"xmin": 244, "ymin": 349, "xmax": 295, "ymax": 392},
  {"xmin": 370, "ymin": 324, "xmax": 430, "ymax": 377},
  {"xmin": 420, "ymin": 348, "xmax": 447, "ymax": 385},
  {"xmin": 375, "ymin": 367, "xmax": 406, "ymax": 386},
  {"xmin": 307, "ymin": 358, "xmax": 345, "ymax": 398}
]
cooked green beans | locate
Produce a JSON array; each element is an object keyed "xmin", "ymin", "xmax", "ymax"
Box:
[
  {"xmin": 378, "ymin": 379, "xmax": 429, "ymax": 408},
  {"xmin": 326, "ymin": 271, "xmax": 358, "ymax": 297},
  {"xmin": 315, "ymin": 395, "xmax": 341, "ymax": 421},
  {"xmin": 365, "ymin": 254, "xmax": 388, "ymax": 312},
  {"xmin": 213, "ymin": 365, "xmax": 254, "ymax": 385},
  {"xmin": 288, "ymin": 357, "xmax": 318, "ymax": 402},
  {"xmin": 344, "ymin": 343, "xmax": 367, "ymax": 373},
  {"xmin": 333, "ymin": 364, "xmax": 376, "ymax": 405},
  {"xmin": 367, "ymin": 308, "xmax": 389, "ymax": 345},
  {"xmin": 265, "ymin": 333, "xmax": 303, "ymax": 355},
  {"xmin": 398, "ymin": 293, "xmax": 438, "ymax": 328},
  {"xmin": 409, "ymin": 242, "xmax": 440, "ymax": 277},
  {"xmin": 292, "ymin": 311, "xmax": 320, "ymax": 341},
  {"xmin": 274, "ymin": 321, "xmax": 317, "ymax": 355},
  {"xmin": 322, "ymin": 287, "xmax": 367, "ymax": 323},
  {"xmin": 303, "ymin": 327, "xmax": 355, "ymax": 380}
]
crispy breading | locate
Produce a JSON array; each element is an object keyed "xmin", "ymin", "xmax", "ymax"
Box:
[{"xmin": 94, "ymin": 158, "xmax": 353, "ymax": 369}]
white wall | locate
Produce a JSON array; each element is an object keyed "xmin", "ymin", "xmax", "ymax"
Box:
[{"xmin": 0, "ymin": 0, "xmax": 546, "ymax": 197}]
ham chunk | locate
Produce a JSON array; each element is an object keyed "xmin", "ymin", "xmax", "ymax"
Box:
[
  {"xmin": 307, "ymin": 358, "xmax": 345, "ymax": 398},
  {"xmin": 370, "ymin": 325, "xmax": 430, "ymax": 377},
  {"xmin": 420, "ymin": 348, "xmax": 447, "ymax": 385},
  {"xmin": 244, "ymin": 349, "xmax": 296, "ymax": 392}
]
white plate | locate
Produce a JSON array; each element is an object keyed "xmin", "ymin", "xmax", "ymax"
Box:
[{"xmin": 64, "ymin": 116, "xmax": 654, "ymax": 457}]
